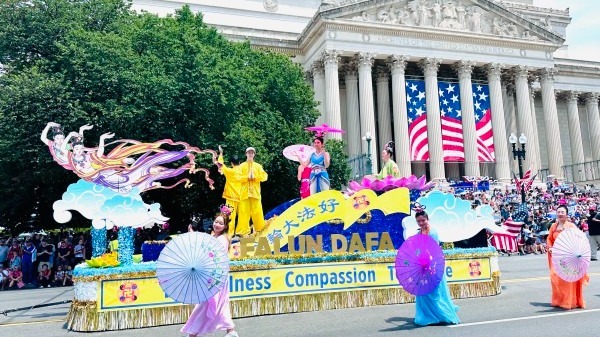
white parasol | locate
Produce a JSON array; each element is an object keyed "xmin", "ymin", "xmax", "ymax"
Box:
[{"xmin": 282, "ymin": 144, "xmax": 316, "ymax": 162}]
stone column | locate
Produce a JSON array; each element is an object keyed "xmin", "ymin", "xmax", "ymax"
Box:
[
  {"xmin": 388, "ymin": 55, "xmax": 411, "ymax": 177},
  {"xmin": 344, "ymin": 64, "xmax": 362, "ymax": 157},
  {"xmin": 312, "ymin": 61, "xmax": 325, "ymax": 125},
  {"xmin": 455, "ymin": 60, "xmax": 480, "ymax": 176},
  {"xmin": 323, "ymin": 49, "xmax": 342, "ymax": 139},
  {"xmin": 486, "ymin": 63, "xmax": 511, "ymax": 183},
  {"xmin": 538, "ymin": 68, "xmax": 564, "ymax": 179},
  {"xmin": 420, "ymin": 58, "xmax": 445, "ymax": 181},
  {"xmin": 501, "ymin": 81, "xmax": 516, "ymax": 173},
  {"xmin": 513, "ymin": 66, "xmax": 537, "ymax": 173},
  {"xmin": 506, "ymin": 87, "xmax": 518, "ymax": 135},
  {"xmin": 529, "ymin": 86, "xmax": 543, "ymax": 177},
  {"xmin": 376, "ymin": 67, "xmax": 392, "ymax": 157},
  {"xmin": 566, "ymin": 91, "xmax": 586, "ymax": 182},
  {"xmin": 357, "ymin": 52, "xmax": 378, "ymax": 173},
  {"xmin": 586, "ymin": 93, "xmax": 600, "ymax": 161},
  {"xmin": 339, "ymin": 79, "xmax": 348, "ymax": 149}
]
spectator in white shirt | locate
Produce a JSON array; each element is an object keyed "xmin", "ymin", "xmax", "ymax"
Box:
[
  {"xmin": 73, "ymin": 239, "xmax": 85, "ymax": 265},
  {"xmin": 0, "ymin": 266, "xmax": 8, "ymax": 290},
  {"xmin": 0, "ymin": 239, "xmax": 8, "ymax": 268}
]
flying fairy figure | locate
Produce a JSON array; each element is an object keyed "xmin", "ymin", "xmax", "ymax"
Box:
[
  {"xmin": 41, "ymin": 122, "xmax": 93, "ymax": 170},
  {"xmin": 43, "ymin": 122, "xmax": 217, "ymax": 193}
]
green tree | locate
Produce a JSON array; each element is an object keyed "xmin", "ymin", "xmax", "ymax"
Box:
[
  {"xmin": 325, "ymin": 140, "xmax": 351, "ymax": 191},
  {"xmin": 0, "ymin": 0, "xmax": 349, "ymax": 233}
]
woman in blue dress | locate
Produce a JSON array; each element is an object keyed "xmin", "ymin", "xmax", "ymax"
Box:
[
  {"xmin": 300, "ymin": 135, "xmax": 330, "ymax": 195},
  {"xmin": 413, "ymin": 210, "xmax": 460, "ymax": 326}
]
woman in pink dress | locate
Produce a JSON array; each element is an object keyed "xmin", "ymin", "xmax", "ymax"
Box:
[
  {"xmin": 181, "ymin": 208, "xmax": 239, "ymax": 337},
  {"xmin": 298, "ymin": 164, "xmax": 311, "ymax": 199}
]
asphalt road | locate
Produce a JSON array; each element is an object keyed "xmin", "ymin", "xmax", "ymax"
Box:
[{"xmin": 1, "ymin": 254, "xmax": 599, "ymax": 337}]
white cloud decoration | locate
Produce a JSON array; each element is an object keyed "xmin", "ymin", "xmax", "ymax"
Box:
[
  {"xmin": 53, "ymin": 179, "xmax": 168, "ymax": 229},
  {"xmin": 402, "ymin": 190, "xmax": 508, "ymax": 242}
]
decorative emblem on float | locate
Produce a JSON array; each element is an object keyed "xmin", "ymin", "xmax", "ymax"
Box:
[
  {"xmin": 119, "ymin": 281, "xmax": 139, "ymax": 303},
  {"xmin": 264, "ymin": 0, "xmax": 278, "ymax": 12}
]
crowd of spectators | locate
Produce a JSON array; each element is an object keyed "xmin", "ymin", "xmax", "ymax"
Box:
[
  {"xmin": 0, "ymin": 224, "xmax": 173, "ymax": 291},
  {"xmin": 452, "ymin": 182, "xmax": 600, "ymax": 257},
  {"xmin": 0, "ymin": 233, "xmax": 83, "ymax": 290}
]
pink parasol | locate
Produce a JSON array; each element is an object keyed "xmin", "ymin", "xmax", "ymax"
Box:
[
  {"xmin": 304, "ymin": 124, "xmax": 345, "ymax": 135},
  {"xmin": 282, "ymin": 144, "xmax": 316, "ymax": 162},
  {"xmin": 395, "ymin": 234, "xmax": 445, "ymax": 296},
  {"xmin": 551, "ymin": 228, "xmax": 590, "ymax": 282}
]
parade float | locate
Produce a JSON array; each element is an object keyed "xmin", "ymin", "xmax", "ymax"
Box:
[
  {"xmin": 67, "ymin": 187, "xmax": 506, "ymax": 331},
  {"xmin": 43, "ymin": 122, "xmax": 508, "ymax": 332}
]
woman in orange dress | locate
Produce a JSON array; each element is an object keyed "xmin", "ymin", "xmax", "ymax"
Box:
[{"xmin": 547, "ymin": 204, "xmax": 589, "ymax": 309}]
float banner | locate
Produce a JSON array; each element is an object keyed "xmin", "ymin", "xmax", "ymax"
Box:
[
  {"xmin": 99, "ymin": 277, "xmax": 180, "ymax": 312},
  {"xmin": 229, "ymin": 258, "xmax": 491, "ymax": 300},
  {"xmin": 97, "ymin": 258, "xmax": 491, "ymax": 311},
  {"xmin": 260, "ymin": 188, "xmax": 410, "ymax": 248}
]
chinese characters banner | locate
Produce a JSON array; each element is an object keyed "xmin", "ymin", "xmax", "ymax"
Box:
[{"xmin": 258, "ymin": 189, "xmax": 410, "ymax": 248}]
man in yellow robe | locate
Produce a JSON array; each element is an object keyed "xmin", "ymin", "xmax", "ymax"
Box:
[
  {"xmin": 216, "ymin": 146, "xmax": 241, "ymax": 237},
  {"xmin": 236, "ymin": 147, "xmax": 268, "ymax": 235}
]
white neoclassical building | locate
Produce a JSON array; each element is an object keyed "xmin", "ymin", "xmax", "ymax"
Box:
[{"xmin": 133, "ymin": 0, "xmax": 600, "ymax": 184}]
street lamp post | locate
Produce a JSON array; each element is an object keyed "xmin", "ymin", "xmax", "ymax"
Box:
[
  {"xmin": 362, "ymin": 132, "xmax": 373, "ymax": 176},
  {"xmin": 509, "ymin": 132, "xmax": 527, "ymax": 203}
]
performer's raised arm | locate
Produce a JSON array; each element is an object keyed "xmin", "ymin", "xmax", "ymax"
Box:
[
  {"xmin": 96, "ymin": 132, "xmax": 115, "ymax": 158},
  {"xmin": 78, "ymin": 124, "xmax": 93, "ymax": 138},
  {"xmin": 216, "ymin": 145, "xmax": 225, "ymax": 166},
  {"xmin": 41, "ymin": 122, "xmax": 61, "ymax": 145}
]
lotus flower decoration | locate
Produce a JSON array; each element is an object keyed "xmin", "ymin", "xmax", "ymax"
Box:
[
  {"xmin": 85, "ymin": 251, "xmax": 120, "ymax": 268},
  {"xmin": 348, "ymin": 175, "xmax": 434, "ymax": 196}
]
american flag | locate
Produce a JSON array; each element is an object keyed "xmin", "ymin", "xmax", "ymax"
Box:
[
  {"xmin": 406, "ymin": 79, "xmax": 429, "ymax": 161},
  {"xmin": 524, "ymin": 172, "xmax": 537, "ymax": 192},
  {"xmin": 438, "ymin": 81, "xmax": 464, "ymax": 161},
  {"xmin": 491, "ymin": 234, "xmax": 517, "ymax": 252},
  {"xmin": 501, "ymin": 218, "xmax": 524, "ymax": 235},
  {"xmin": 472, "ymin": 84, "xmax": 495, "ymax": 162},
  {"xmin": 513, "ymin": 172, "xmax": 521, "ymax": 193},
  {"xmin": 512, "ymin": 203, "xmax": 529, "ymax": 222},
  {"xmin": 521, "ymin": 167, "xmax": 532, "ymax": 180},
  {"xmin": 514, "ymin": 167, "xmax": 533, "ymax": 193},
  {"xmin": 490, "ymin": 217, "xmax": 522, "ymax": 253}
]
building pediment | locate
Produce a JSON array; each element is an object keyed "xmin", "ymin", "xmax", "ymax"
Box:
[{"xmin": 317, "ymin": 0, "xmax": 564, "ymax": 44}]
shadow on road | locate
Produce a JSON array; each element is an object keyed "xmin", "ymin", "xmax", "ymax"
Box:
[
  {"xmin": 529, "ymin": 301, "xmax": 564, "ymax": 313},
  {"xmin": 29, "ymin": 312, "xmax": 66, "ymax": 319},
  {"xmin": 380, "ymin": 316, "xmax": 420, "ymax": 331},
  {"xmin": 530, "ymin": 301, "xmax": 552, "ymax": 307}
]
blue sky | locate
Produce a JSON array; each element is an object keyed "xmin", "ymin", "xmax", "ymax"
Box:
[{"xmin": 536, "ymin": 0, "xmax": 600, "ymax": 61}]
